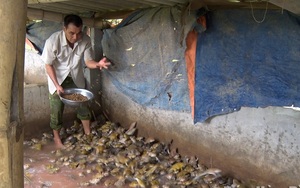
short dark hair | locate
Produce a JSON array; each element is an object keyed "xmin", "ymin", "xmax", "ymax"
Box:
[{"xmin": 64, "ymin": 14, "xmax": 83, "ymax": 27}]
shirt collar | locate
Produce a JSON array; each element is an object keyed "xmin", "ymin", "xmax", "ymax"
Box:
[
  {"xmin": 61, "ymin": 30, "xmax": 83, "ymax": 48},
  {"xmin": 61, "ymin": 30, "xmax": 68, "ymax": 47}
]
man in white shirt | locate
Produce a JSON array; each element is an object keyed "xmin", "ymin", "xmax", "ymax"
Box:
[{"xmin": 41, "ymin": 14, "xmax": 110, "ymax": 148}]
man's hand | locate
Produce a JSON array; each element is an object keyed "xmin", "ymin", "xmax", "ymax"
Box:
[
  {"xmin": 56, "ymin": 85, "xmax": 64, "ymax": 95},
  {"xmin": 97, "ymin": 57, "xmax": 111, "ymax": 70}
]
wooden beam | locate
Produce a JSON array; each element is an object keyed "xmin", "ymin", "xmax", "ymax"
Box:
[
  {"xmin": 27, "ymin": 7, "xmax": 64, "ymax": 22},
  {"xmin": 28, "ymin": 0, "xmax": 75, "ymax": 5},
  {"xmin": 269, "ymin": 0, "xmax": 300, "ymax": 15},
  {"xmin": 27, "ymin": 8, "xmax": 111, "ymax": 28}
]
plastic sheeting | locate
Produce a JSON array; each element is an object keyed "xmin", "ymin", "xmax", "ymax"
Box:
[
  {"xmin": 102, "ymin": 6, "xmax": 195, "ymax": 112},
  {"xmin": 195, "ymin": 10, "xmax": 300, "ymax": 122},
  {"xmin": 26, "ymin": 21, "xmax": 62, "ymax": 54}
]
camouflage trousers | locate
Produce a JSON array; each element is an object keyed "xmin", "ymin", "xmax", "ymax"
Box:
[{"xmin": 49, "ymin": 76, "xmax": 91, "ymax": 130}]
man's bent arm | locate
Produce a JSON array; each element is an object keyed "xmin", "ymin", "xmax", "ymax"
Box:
[
  {"xmin": 45, "ymin": 64, "xmax": 63, "ymax": 93},
  {"xmin": 85, "ymin": 57, "xmax": 111, "ymax": 70}
]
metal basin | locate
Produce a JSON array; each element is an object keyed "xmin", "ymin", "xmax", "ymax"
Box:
[{"xmin": 58, "ymin": 88, "xmax": 94, "ymax": 107}]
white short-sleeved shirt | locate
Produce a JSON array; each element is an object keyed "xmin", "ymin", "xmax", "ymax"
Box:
[{"xmin": 41, "ymin": 30, "xmax": 94, "ymax": 94}]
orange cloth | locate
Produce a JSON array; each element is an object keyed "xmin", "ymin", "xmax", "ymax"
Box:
[
  {"xmin": 184, "ymin": 15, "xmax": 206, "ymax": 118},
  {"xmin": 185, "ymin": 30, "xmax": 197, "ymax": 118}
]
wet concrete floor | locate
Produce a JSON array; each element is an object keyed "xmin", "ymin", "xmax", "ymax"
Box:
[
  {"xmin": 23, "ymin": 121, "xmax": 246, "ymax": 188},
  {"xmin": 24, "ymin": 141, "xmax": 117, "ymax": 188}
]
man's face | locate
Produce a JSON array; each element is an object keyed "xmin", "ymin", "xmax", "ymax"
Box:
[{"xmin": 64, "ymin": 23, "xmax": 83, "ymax": 44}]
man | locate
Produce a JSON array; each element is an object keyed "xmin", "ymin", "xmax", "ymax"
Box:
[{"xmin": 41, "ymin": 14, "xmax": 110, "ymax": 148}]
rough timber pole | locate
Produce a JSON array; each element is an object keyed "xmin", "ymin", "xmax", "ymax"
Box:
[{"xmin": 0, "ymin": 0, "xmax": 27, "ymax": 187}]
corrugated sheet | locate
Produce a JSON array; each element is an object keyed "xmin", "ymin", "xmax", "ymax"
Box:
[
  {"xmin": 27, "ymin": 0, "xmax": 191, "ymax": 18},
  {"xmin": 27, "ymin": 0, "xmax": 299, "ymax": 19}
]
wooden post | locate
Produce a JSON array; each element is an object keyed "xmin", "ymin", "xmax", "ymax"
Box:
[{"xmin": 0, "ymin": 0, "xmax": 27, "ymax": 187}]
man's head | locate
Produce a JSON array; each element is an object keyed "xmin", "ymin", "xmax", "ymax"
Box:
[{"xmin": 63, "ymin": 14, "xmax": 83, "ymax": 44}]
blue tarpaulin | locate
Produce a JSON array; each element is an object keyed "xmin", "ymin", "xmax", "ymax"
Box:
[
  {"xmin": 26, "ymin": 20, "xmax": 62, "ymax": 54},
  {"xmin": 102, "ymin": 7, "xmax": 195, "ymax": 112},
  {"xmin": 195, "ymin": 10, "xmax": 300, "ymax": 122}
]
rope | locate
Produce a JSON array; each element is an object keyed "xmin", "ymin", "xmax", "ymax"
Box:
[
  {"xmin": 281, "ymin": 0, "xmax": 286, "ymax": 14},
  {"xmin": 250, "ymin": 1, "xmax": 269, "ymax": 23}
]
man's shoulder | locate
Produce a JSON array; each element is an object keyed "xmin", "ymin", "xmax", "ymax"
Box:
[
  {"xmin": 81, "ymin": 34, "xmax": 91, "ymax": 42},
  {"xmin": 76, "ymin": 34, "xmax": 91, "ymax": 48},
  {"xmin": 47, "ymin": 30, "xmax": 63, "ymax": 42}
]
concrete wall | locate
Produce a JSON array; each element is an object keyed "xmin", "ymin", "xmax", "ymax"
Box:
[
  {"xmin": 100, "ymin": 72, "xmax": 300, "ymax": 187},
  {"xmin": 24, "ymin": 49, "xmax": 47, "ymax": 84},
  {"xmin": 23, "ymin": 49, "xmax": 51, "ymax": 137}
]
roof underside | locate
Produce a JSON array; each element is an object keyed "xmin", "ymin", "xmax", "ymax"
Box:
[{"xmin": 27, "ymin": 0, "xmax": 300, "ymax": 21}]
